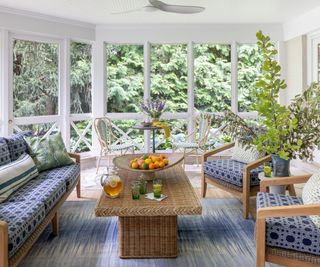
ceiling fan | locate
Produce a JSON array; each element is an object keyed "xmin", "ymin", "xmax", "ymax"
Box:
[{"xmin": 112, "ymin": 0, "xmax": 205, "ymax": 14}]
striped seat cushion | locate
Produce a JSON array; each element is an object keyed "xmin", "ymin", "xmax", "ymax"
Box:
[{"xmin": 0, "ymin": 154, "xmax": 39, "ymax": 203}]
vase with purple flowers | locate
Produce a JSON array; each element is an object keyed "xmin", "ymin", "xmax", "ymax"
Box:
[{"xmin": 140, "ymin": 98, "xmax": 166, "ymax": 122}]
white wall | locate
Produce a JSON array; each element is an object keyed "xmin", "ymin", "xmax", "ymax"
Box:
[
  {"xmin": 96, "ymin": 24, "xmax": 283, "ymax": 43},
  {"xmin": 283, "ymin": 35, "xmax": 307, "ymax": 105},
  {"xmin": 0, "ymin": 8, "xmax": 95, "ymax": 41}
]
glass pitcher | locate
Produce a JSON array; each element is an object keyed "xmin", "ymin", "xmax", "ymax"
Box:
[{"xmin": 100, "ymin": 167, "xmax": 123, "ymax": 198}]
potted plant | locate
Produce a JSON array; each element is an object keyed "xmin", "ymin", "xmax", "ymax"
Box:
[
  {"xmin": 223, "ymin": 31, "xmax": 320, "ymax": 177},
  {"xmin": 140, "ymin": 98, "xmax": 166, "ymax": 123}
]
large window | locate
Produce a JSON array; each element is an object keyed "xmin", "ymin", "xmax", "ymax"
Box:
[
  {"xmin": 194, "ymin": 44, "xmax": 231, "ymax": 112},
  {"xmin": 70, "ymin": 41, "xmax": 92, "ymax": 114},
  {"xmin": 13, "ymin": 39, "xmax": 59, "ymax": 117},
  {"xmin": 151, "ymin": 44, "xmax": 188, "ymax": 112},
  {"xmin": 106, "ymin": 44, "xmax": 144, "ymax": 113},
  {"xmin": 237, "ymin": 44, "xmax": 263, "ymax": 112}
]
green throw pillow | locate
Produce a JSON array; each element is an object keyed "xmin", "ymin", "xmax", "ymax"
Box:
[{"xmin": 25, "ymin": 132, "xmax": 74, "ymax": 172}]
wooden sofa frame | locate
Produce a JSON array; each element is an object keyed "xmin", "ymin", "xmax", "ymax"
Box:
[
  {"xmin": 0, "ymin": 153, "xmax": 81, "ymax": 267},
  {"xmin": 256, "ymin": 174, "xmax": 320, "ymax": 267},
  {"xmin": 201, "ymin": 142, "xmax": 272, "ymax": 219}
]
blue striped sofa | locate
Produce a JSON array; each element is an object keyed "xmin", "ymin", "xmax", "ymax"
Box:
[{"xmin": 0, "ymin": 132, "xmax": 81, "ymax": 267}]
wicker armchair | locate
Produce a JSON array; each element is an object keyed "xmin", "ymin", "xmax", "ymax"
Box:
[
  {"xmin": 94, "ymin": 117, "xmax": 135, "ymax": 173},
  {"xmin": 172, "ymin": 113, "xmax": 212, "ymax": 168},
  {"xmin": 256, "ymin": 175, "xmax": 320, "ymax": 267},
  {"xmin": 201, "ymin": 142, "xmax": 272, "ymax": 219}
]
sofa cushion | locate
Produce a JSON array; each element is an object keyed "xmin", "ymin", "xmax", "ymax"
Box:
[
  {"xmin": 257, "ymin": 192, "xmax": 320, "ymax": 256},
  {"xmin": 302, "ymin": 172, "xmax": 320, "ymax": 228},
  {"xmin": 38, "ymin": 163, "xmax": 80, "ymax": 191},
  {"xmin": 5, "ymin": 131, "xmax": 32, "ymax": 161},
  {"xmin": 204, "ymin": 159, "xmax": 263, "ymax": 187},
  {"xmin": 0, "ymin": 154, "xmax": 39, "ymax": 203},
  {"xmin": 0, "ymin": 138, "xmax": 11, "ymax": 167},
  {"xmin": 7, "ymin": 176, "xmax": 66, "ymax": 213},
  {"xmin": 0, "ymin": 198, "xmax": 45, "ymax": 258}
]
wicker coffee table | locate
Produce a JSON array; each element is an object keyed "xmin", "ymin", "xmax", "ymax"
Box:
[{"xmin": 95, "ymin": 164, "xmax": 202, "ymax": 258}]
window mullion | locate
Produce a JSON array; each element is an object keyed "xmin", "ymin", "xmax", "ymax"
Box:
[
  {"xmin": 187, "ymin": 41, "xmax": 195, "ymax": 142},
  {"xmin": 231, "ymin": 41, "xmax": 238, "ymax": 113},
  {"xmin": 1, "ymin": 30, "xmax": 10, "ymax": 136},
  {"xmin": 60, "ymin": 39, "xmax": 71, "ymax": 150},
  {"xmin": 144, "ymin": 42, "xmax": 151, "ymax": 153}
]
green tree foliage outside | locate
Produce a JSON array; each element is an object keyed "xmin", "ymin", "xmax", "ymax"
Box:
[
  {"xmin": 106, "ymin": 44, "xmax": 144, "ymax": 113},
  {"xmin": 194, "ymin": 44, "xmax": 231, "ymax": 112},
  {"xmin": 13, "ymin": 39, "xmax": 59, "ymax": 117},
  {"xmin": 151, "ymin": 44, "xmax": 188, "ymax": 112},
  {"xmin": 238, "ymin": 44, "xmax": 263, "ymax": 112},
  {"xmin": 70, "ymin": 42, "xmax": 92, "ymax": 114}
]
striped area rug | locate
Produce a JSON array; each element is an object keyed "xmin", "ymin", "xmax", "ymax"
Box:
[{"xmin": 20, "ymin": 198, "xmax": 279, "ymax": 267}]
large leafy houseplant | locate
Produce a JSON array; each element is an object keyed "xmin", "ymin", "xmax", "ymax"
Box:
[{"xmin": 223, "ymin": 31, "xmax": 320, "ymax": 176}]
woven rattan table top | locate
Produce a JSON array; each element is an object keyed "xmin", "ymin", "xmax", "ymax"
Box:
[{"xmin": 95, "ymin": 165, "xmax": 202, "ymax": 217}]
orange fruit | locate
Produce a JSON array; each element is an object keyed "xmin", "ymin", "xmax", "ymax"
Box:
[
  {"xmin": 149, "ymin": 163, "xmax": 155, "ymax": 170},
  {"xmin": 131, "ymin": 162, "xmax": 139, "ymax": 169},
  {"xmin": 154, "ymin": 161, "xmax": 160, "ymax": 169},
  {"xmin": 159, "ymin": 154, "xmax": 165, "ymax": 160},
  {"xmin": 159, "ymin": 161, "xmax": 165, "ymax": 168},
  {"xmin": 163, "ymin": 159, "xmax": 169, "ymax": 165}
]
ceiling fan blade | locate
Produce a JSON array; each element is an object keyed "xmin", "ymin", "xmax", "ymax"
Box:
[{"xmin": 149, "ymin": 0, "xmax": 205, "ymax": 14}]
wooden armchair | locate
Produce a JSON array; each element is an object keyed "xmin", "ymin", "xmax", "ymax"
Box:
[
  {"xmin": 256, "ymin": 175, "xmax": 320, "ymax": 267},
  {"xmin": 201, "ymin": 142, "xmax": 272, "ymax": 219}
]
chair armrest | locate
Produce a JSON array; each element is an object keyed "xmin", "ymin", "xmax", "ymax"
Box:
[
  {"xmin": 244, "ymin": 155, "xmax": 272, "ymax": 172},
  {"xmin": 68, "ymin": 152, "xmax": 80, "ymax": 163},
  {"xmin": 257, "ymin": 204, "xmax": 320, "ymax": 219},
  {"xmin": 0, "ymin": 220, "xmax": 8, "ymax": 267},
  {"xmin": 202, "ymin": 142, "xmax": 235, "ymax": 161},
  {"xmin": 260, "ymin": 174, "xmax": 312, "ymax": 192}
]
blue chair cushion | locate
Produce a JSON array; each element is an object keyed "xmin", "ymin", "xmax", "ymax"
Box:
[
  {"xmin": 5, "ymin": 131, "xmax": 32, "ymax": 161},
  {"xmin": 0, "ymin": 198, "xmax": 45, "ymax": 258},
  {"xmin": 204, "ymin": 159, "xmax": 263, "ymax": 187},
  {"xmin": 6, "ymin": 177, "xmax": 66, "ymax": 213},
  {"xmin": 0, "ymin": 137, "xmax": 11, "ymax": 167},
  {"xmin": 257, "ymin": 192, "xmax": 320, "ymax": 256},
  {"xmin": 38, "ymin": 163, "xmax": 80, "ymax": 191}
]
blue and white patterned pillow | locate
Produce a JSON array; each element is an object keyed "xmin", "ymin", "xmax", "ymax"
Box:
[
  {"xmin": 0, "ymin": 137, "xmax": 11, "ymax": 167},
  {"xmin": 5, "ymin": 131, "xmax": 32, "ymax": 161},
  {"xmin": 231, "ymin": 141, "xmax": 265, "ymax": 164},
  {"xmin": 0, "ymin": 153, "xmax": 38, "ymax": 203},
  {"xmin": 302, "ymin": 172, "xmax": 320, "ymax": 228}
]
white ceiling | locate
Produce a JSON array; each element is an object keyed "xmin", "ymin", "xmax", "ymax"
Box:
[{"xmin": 0, "ymin": 0, "xmax": 320, "ymax": 25}]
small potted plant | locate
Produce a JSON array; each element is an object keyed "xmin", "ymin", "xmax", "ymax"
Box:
[
  {"xmin": 140, "ymin": 98, "xmax": 166, "ymax": 123},
  {"xmin": 223, "ymin": 31, "xmax": 320, "ymax": 177}
]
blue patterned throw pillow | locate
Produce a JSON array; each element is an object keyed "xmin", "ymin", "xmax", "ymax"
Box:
[
  {"xmin": 0, "ymin": 137, "xmax": 11, "ymax": 167},
  {"xmin": 5, "ymin": 131, "xmax": 32, "ymax": 161}
]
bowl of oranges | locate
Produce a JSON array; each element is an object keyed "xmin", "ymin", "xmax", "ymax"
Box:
[{"xmin": 113, "ymin": 153, "xmax": 184, "ymax": 180}]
